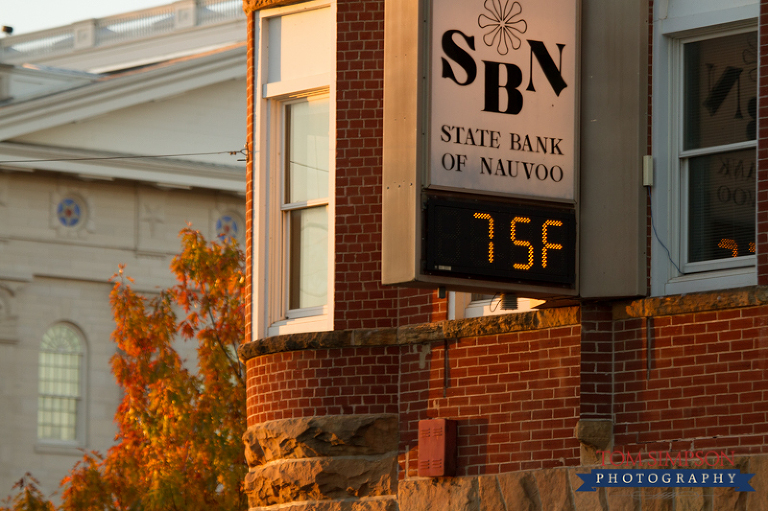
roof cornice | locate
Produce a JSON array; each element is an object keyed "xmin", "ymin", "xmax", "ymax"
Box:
[
  {"xmin": 0, "ymin": 142, "xmax": 245, "ymax": 193},
  {"xmin": 0, "ymin": 44, "xmax": 247, "ymax": 141}
]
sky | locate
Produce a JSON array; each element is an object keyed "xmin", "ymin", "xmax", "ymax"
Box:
[{"xmin": 2, "ymin": 0, "xmax": 178, "ymax": 35}]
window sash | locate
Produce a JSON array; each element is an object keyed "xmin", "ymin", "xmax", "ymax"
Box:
[
  {"xmin": 285, "ymin": 205, "xmax": 328, "ymax": 310},
  {"xmin": 38, "ymin": 396, "xmax": 80, "ymax": 442}
]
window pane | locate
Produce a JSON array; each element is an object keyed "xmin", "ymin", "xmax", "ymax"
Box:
[
  {"xmin": 285, "ymin": 98, "xmax": 330, "ymax": 204},
  {"xmin": 289, "ymin": 206, "xmax": 328, "ymax": 309},
  {"xmin": 688, "ymin": 149, "xmax": 755, "ymax": 263},
  {"xmin": 684, "ymin": 32, "xmax": 757, "ymax": 151}
]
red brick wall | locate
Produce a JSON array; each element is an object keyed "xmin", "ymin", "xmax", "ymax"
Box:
[
  {"xmin": 758, "ymin": 0, "xmax": 768, "ymax": 284},
  {"xmin": 580, "ymin": 303, "xmax": 614, "ymax": 419},
  {"xmin": 245, "ymin": 301, "xmax": 768, "ymax": 476},
  {"xmin": 335, "ymin": 0, "xmax": 445, "ymax": 330},
  {"xmin": 246, "ymin": 347, "xmax": 400, "ymax": 425},
  {"xmin": 399, "ymin": 328, "xmax": 581, "ymax": 476},
  {"xmin": 613, "ymin": 305, "xmax": 768, "ymax": 454},
  {"xmin": 245, "ymin": 325, "xmax": 581, "ymax": 473}
]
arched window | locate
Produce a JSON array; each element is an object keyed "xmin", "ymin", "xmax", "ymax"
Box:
[{"xmin": 38, "ymin": 324, "xmax": 83, "ymax": 442}]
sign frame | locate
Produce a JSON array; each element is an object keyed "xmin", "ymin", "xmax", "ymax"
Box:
[
  {"xmin": 382, "ymin": 0, "xmax": 581, "ymax": 298},
  {"xmin": 423, "ymin": 193, "xmax": 577, "ymax": 288}
]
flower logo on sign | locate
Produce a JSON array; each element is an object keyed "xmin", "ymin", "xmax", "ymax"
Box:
[{"xmin": 478, "ymin": 0, "xmax": 527, "ymax": 56}]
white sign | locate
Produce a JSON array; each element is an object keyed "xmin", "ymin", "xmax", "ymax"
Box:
[{"xmin": 429, "ymin": 0, "xmax": 579, "ymax": 201}]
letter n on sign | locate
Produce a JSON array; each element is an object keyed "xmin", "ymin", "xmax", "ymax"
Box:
[{"xmin": 418, "ymin": 419, "xmax": 457, "ymax": 477}]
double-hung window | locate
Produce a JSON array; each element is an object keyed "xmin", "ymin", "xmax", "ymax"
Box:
[
  {"xmin": 252, "ymin": 0, "xmax": 334, "ymax": 337},
  {"xmin": 681, "ymin": 30, "xmax": 757, "ymax": 271},
  {"xmin": 651, "ymin": 2, "xmax": 758, "ymax": 296}
]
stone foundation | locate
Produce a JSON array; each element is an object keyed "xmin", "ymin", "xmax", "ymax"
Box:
[
  {"xmin": 399, "ymin": 456, "xmax": 768, "ymax": 511},
  {"xmin": 243, "ymin": 414, "xmax": 767, "ymax": 510},
  {"xmin": 243, "ymin": 414, "xmax": 399, "ymax": 510},
  {"xmin": 575, "ymin": 419, "xmax": 614, "ymax": 466}
]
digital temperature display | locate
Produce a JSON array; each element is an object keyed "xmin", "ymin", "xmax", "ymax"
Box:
[{"xmin": 425, "ymin": 196, "xmax": 576, "ymax": 286}]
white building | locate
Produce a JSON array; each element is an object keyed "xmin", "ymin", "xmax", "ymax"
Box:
[{"xmin": 0, "ymin": 1, "xmax": 246, "ymax": 498}]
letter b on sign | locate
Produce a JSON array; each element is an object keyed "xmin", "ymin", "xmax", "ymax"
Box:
[{"xmin": 483, "ymin": 61, "xmax": 523, "ymax": 115}]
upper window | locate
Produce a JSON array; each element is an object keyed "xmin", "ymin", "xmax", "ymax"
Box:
[
  {"xmin": 650, "ymin": 1, "xmax": 758, "ymax": 296},
  {"xmin": 38, "ymin": 324, "xmax": 84, "ymax": 442},
  {"xmin": 681, "ymin": 30, "xmax": 756, "ymax": 270}
]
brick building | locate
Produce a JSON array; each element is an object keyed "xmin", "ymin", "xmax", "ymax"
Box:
[{"xmin": 240, "ymin": 0, "xmax": 768, "ymax": 509}]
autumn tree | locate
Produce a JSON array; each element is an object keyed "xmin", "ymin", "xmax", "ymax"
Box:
[
  {"xmin": 4, "ymin": 228, "xmax": 247, "ymax": 511},
  {"xmin": 1, "ymin": 475, "xmax": 55, "ymax": 511}
]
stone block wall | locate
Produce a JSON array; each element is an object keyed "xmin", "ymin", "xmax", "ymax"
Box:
[
  {"xmin": 398, "ymin": 455, "xmax": 768, "ymax": 511},
  {"xmin": 243, "ymin": 414, "xmax": 399, "ymax": 510}
]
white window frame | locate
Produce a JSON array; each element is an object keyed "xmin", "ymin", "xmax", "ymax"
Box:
[
  {"xmin": 36, "ymin": 322, "xmax": 87, "ymax": 449},
  {"xmin": 252, "ymin": 0, "xmax": 336, "ymax": 338},
  {"xmin": 650, "ymin": 2, "xmax": 758, "ymax": 296}
]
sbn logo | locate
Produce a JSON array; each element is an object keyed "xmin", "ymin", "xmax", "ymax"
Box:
[{"xmin": 441, "ymin": 29, "xmax": 567, "ymax": 115}]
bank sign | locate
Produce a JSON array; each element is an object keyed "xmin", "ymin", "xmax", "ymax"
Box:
[{"xmin": 429, "ymin": 0, "xmax": 579, "ymax": 202}]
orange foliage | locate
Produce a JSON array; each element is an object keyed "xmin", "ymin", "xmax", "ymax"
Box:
[{"xmin": 5, "ymin": 229, "xmax": 246, "ymax": 511}]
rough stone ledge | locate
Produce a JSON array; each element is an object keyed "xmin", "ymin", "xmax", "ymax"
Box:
[
  {"xmin": 615, "ymin": 285, "xmax": 768, "ymax": 320},
  {"xmin": 244, "ymin": 415, "xmax": 399, "ymax": 465},
  {"xmin": 239, "ymin": 306, "xmax": 579, "ymax": 361},
  {"xmin": 247, "ymin": 495, "xmax": 398, "ymax": 511},
  {"xmin": 245, "ymin": 454, "xmax": 398, "ymax": 507}
]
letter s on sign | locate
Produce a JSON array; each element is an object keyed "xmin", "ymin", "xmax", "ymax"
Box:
[{"xmin": 441, "ymin": 30, "xmax": 477, "ymax": 86}]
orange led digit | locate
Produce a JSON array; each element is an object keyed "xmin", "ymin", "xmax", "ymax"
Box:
[
  {"xmin": 541, "ymin": 220, "xmax": 563, "ymax": 268},
  {"xmin": 718, "ymin": 238, "xmax": 739, "ymax": 258},
  {"xmin": 473, "ymin": 212, "xmax": 495, "ymax": 263},
  {"xmin": 511, "ymin": 216, "xmax": 533, "ymax": 270}
]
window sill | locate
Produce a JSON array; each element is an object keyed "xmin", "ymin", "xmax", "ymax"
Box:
[
  {"xmin": 35, "ymin": 442, "xmax": 85, "ymax": 456},
  {"xmin": 268, "ymin": 313, "xmax": 332, "ymax": 337},
  {"xmin": 661, "ymin": 266, "xmax": 756, "ymax": 297}
]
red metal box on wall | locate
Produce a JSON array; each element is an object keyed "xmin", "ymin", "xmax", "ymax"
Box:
[{"xmin": 418, "ymin": 419, "xmax": 457, "ymax": 477}]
